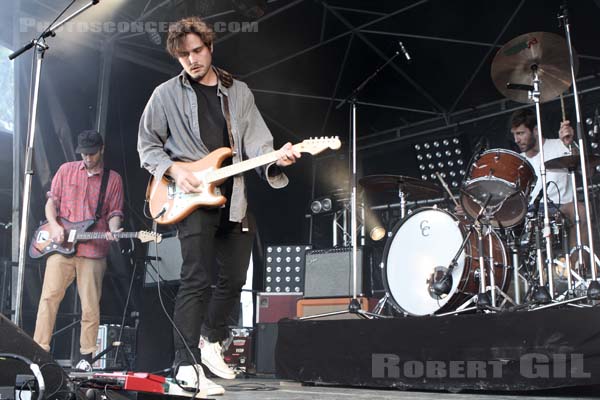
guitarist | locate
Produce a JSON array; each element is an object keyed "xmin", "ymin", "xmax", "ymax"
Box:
[
  {"xmin": 137, "ymin": 16, "xmax": 299, "ymax": 395},
  {"xmin": 33, "ymin": 130, "xmax": 124, "ymax": 372}
]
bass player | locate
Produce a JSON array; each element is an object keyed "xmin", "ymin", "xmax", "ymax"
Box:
[{"xmin": 33, "ymin": 130, "xmax": 124, "ymax": 371}]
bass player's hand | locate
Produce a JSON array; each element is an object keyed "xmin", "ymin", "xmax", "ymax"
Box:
[{"xmin": 49, "ymin": 221, "xmax": 64, "ymax": 244}]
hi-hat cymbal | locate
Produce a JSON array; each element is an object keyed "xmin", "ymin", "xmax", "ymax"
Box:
[
  {"xmin": 359, "ymin": 174, "xmax": 442, "ymax": 200},
  {"xmin": 491, "ymin": 32, "xmax": 578, "ymax": 104},
  {"xmin": 545, "ymin": 153, "xmax": 600, "ymax": 170}
]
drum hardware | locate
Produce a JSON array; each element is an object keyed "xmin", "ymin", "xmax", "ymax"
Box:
[
  {"xmin": 500, "ymin": 61, "xmax": 556, "ymax": 299},
  {"xmin": 559, "ymin": 6, "xmax": 600, "ymax": 300},
  {"xmin": 382, "ymin": 207, "xmax": 510, "ymax": 316},
  {"xmin": 504, "ymin": 229, "xmax": 522, "ymax": 304},
  {"xmin": 429, "ymin": 189, "xmax": 490, "ymax": 300},
  {"xmin": 434, "ymin": 173, "xmax": 516, "ymax": 310},
  {"xmin": 460, "ymin": 149, "xmax": 536, "ymax": 228},
  {"xmin": 359, "ymin": 174, "xmax": 443, "ymax": 220}
]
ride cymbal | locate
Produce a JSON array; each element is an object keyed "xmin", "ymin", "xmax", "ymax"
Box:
[{"xmin": 491, "ymin": 32, "xmax": 577, "ymax": 104}]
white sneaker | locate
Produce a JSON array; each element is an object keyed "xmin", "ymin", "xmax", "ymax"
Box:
[
  {"xmin": 175, "ymin": 364, "xmax": 225, "ymax": 396},
  {"xmin": 199, "ymin": 336, "xmax": 236, "ymax": 379},
  {"xmin": 75, "ymin": 359, "xmax": 93, "ymax": 372}
]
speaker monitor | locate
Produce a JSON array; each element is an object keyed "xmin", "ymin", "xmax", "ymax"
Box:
[
  {"xmin": 0, "ymin": 313, "xmax": 70, "ymax": 392},
  {"xmin": 254, "ymin": 322, "xmax": 278, "ymax": 374},
  {"xmin": 144, "ymin": 236, "xmax": 182, "ymax": 285}
]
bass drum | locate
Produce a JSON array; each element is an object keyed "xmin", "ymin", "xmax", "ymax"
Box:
[{"xmin": 382, "ymin": 207, "xmax": 509, "ymax": 316}]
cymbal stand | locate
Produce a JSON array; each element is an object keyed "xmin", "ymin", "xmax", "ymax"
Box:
[
  {"xmin": 558, "ymin": 5, "xmax": 600, "ymax": 299},
  {"xmin": 487, "ymin": 223, "xmax": 497, "ymax": 307},
  {"xmin": 531, "ymin": 213, "xmax": 552, "ymax": 303},
  {"xmin": 530, "ymin": 66, "xmax": 556, "ymax": 299},
  {"xmin": 505, "ymin": 229, "xmax": 522, "ymax": 304}
]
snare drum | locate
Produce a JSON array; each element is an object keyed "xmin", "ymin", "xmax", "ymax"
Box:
[
  {"xmin": 382, "ymin": 208, "xmax": 509, "ymax": 316},
  {"xmin": 461, "ymin": 149, "xmax": 536, "ymax": 228}
]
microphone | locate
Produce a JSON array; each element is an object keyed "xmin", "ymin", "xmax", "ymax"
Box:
[
  {"xmin": 430, "ymin": 266, "xmax": 453, "ymax": 298},
  {"xmin": 398, "ymin": 41, "xmax": 411, "ymax": 62},
  {"xmin": 474, "ymin": 136, "xmax": 489, "ymax": 154}
]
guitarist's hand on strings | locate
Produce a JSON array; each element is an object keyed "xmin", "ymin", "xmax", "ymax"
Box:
[
  {"xmin": 168, "ymin": 164, "xmax": 203, "ymax": 194},
  {"xmin": 49, "ymin": 221, "xmax": 64, "ymax": 244},
  {"xmin": 276, "ymin": 142, "xmax": 301, "ymax": 167},
  {"xmin": 106, "ymin": 228, "xmax": 123, "ymax": 242}
]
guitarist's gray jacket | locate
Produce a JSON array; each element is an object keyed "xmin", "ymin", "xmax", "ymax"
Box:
[{"xmin": 137, "ymin": 68, "xmax": 289, "ymax": 223}]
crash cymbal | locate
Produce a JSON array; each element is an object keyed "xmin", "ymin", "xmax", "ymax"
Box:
[
  {"xmin": 491, "ymin": 32, "xmax": 577, "ymax": 104},
  {"xmin": 359, "ymin": 174, "xmax": 442, "ymax": 200},
  {"xmin": 545, "ymin": 153, "xmax": 600, "ymax": 170}
]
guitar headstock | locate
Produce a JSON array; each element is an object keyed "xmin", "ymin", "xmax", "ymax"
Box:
[
  {"xmin": 138, "ymin": 231, "xmax": 162, "ymax": 244},
  {"xmin": 296, "ymin": 136, "xmax": 342, "ymax": 155}
]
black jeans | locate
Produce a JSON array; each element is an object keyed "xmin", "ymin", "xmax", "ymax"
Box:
[{"xmin": 172, "ymin": 207, "xmax": 255, "ymax": 365}]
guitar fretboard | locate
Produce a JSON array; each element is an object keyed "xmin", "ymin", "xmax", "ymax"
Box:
[
  {"xmin": 76, "ymin": 232, "xmax": 139, "ymax": 240},
  {"xmin": 206, "ymin": 149, "xmax": 283, "ymax": 183}
]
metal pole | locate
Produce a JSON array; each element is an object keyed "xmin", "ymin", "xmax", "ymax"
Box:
[
  {"xmin": 14, "ymin": 44, "xmax": 44, "ymax": 325},
  {"xmin": 532, "ymin": 68, "xmax": 554, "ymax": 299},
  {"xmin": 561, "ymin": 9, "xmax": 599, "ymax": 297}
]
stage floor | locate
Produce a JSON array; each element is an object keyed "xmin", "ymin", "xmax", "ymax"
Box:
[{"xmin": 210, "ymin": 377, "xmax": 599, "ymax": 399}]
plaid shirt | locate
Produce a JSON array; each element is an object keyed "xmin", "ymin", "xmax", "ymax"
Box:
[{"xmin": 47, "ymin": 161, "xmax": 124, "ymax": 258}]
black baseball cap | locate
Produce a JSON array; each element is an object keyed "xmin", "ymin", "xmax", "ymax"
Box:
[{"xmin": 76, "ymin": 130, "xmax": 104, "ymax": 154}]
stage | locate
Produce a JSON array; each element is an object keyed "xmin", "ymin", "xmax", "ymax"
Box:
[{"xmin": 275, "ymin": 305, "xmax": 600, "ymax": 392}]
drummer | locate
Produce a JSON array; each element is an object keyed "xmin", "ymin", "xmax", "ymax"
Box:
[{"xmin": 509, "ymin": 107, "xmax": 588, "ymax": 256}]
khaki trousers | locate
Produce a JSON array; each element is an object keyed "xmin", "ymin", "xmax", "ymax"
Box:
[{"xmin": 33, "ymin": 254, "xmax": 107, "ymax": 355}]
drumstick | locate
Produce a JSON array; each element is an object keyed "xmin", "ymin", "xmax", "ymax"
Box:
[
  {"xmin": 435, "ymin": 172, "xmax": 460, "ymax": 208},
  {"xmin": 560, "ymin": 94, "xmax": 566, "ymax": 122}
]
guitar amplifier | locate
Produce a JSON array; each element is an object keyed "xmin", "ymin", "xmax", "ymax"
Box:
[
  {"xmin": 304, "ymin": 247, "xmax": 370, "ymax": 298},
  {"xmin": 296, "ymin": 297, "xmax": 377, "ymax": 320},
  {"xmin": 256, "ymin": 292, "xmax": 302, "ymax": 323}
]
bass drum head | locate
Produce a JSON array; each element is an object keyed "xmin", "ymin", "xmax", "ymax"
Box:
[{"xmin": 383, "ymin": 208, "xmax": 466, "ymax": 316}]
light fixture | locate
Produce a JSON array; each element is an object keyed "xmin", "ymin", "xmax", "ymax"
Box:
[
  {"xmin": 264, "ymin": 245, "xmax": 311, "ymax": 293},
  {"xmin": 310, "ymin": 197, "xmax": 333, "ymax": 214},
  {"xmin": 364, "ymin": 208, "xmax": 386, "ymax": 241},
  {"xmin": 413, "ymin": 135, "xmax": 465, "ymax": 192}
]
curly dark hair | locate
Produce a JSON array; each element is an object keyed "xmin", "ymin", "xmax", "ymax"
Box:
[
  {"xmin": 166, "ymin": 16, "xmax": 216, "ymax": 58},
  {"xmin": 509, "ymin": 108, "xmax": 537, "ymax": 132}
]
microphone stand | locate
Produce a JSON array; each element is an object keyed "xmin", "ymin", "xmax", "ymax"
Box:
[
  {"xmin": 301, "ymin": 45, "xmax": 406, "ymax": 320},
  {"xmin": 338, "ymin": 47, "xmax": 407, "ymax": 317},
  {"xmin": 9, "ymin": 0, "xmax": 101, "ymax": 326},
  {"xmin": 558, "ymin": 5, "xmax": 600, "ymax": 299}
]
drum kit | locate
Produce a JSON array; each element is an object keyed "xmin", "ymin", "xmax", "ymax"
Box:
[{"xmin": 360, "ymin": 18, "xmax": 600, "ymax": 317}]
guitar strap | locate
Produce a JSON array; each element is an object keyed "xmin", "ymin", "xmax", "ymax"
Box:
[
  {"xmin": 94, "ymin": 168, "xmax": 110, "ymax": 223},
  {"xmin": 217, "ymin": 68, "xmax": 249, "ymax": 232},
  {"xmin": 218, "ymin": 69, "xmax": 236, "ymax": 154}
]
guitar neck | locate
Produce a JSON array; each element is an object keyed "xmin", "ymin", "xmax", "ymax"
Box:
[
  {"xmin": 76, "ymin": 232, "xmax": 138, "ymax": 240},
  {"xmin": 207, "ymin": 149, "xmax": 282, "ymax": 183}
]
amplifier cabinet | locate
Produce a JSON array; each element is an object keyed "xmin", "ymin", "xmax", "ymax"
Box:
[
  {"xmin": 256, "ymin": 292, "xmax": 302, "ymax": 323},
  {"xmin": 296, "ymin": 297, "xmax": 376, "ymax": 320},
  {"xmin": 304, "ymin": 247, "xmax": 370, "ymax": 298}
]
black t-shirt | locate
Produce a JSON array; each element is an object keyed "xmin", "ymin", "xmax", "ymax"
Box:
[
  {"xmin": 188, "ymin": 77, "xmax": 229, "ymax": 152},
  {"xmin": 188, "ymin": 75, "xmax": 233, "ymax": 199}
]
